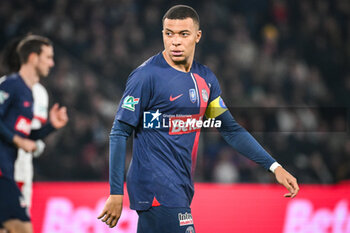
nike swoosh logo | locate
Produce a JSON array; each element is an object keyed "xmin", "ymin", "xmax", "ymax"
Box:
[{"xmin": 169, "ymin": 94, "xmax": 183, "ymax": 101}]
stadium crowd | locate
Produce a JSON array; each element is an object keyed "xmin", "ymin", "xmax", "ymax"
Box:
[{"xmin": 0, "ymin": 0, "xmax": 349, "ymax": 184}]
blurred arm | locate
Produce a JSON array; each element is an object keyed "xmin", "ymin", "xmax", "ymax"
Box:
[
  {"xmin": 0, "ymin": 118, "xmax": 15, "ymax": 143},
  {"xmin": 29, "ymin": 122, "xmax": 55, "ymax": 140}
]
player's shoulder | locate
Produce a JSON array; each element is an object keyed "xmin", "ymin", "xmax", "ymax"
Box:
[
  {"xmin": 0, "ymin": 73, "xmax": 22, "ymax": 89},
  {"xmin": 192, "ymin": 60, "xmax": 217, "ymax": 80},
  {"xmin": 133, "ymin": 53, "xmax": 163, "ymax": 72},
  {"xmin": 128, "ymin": 53, "xmax": 163, "ymax": 82}
]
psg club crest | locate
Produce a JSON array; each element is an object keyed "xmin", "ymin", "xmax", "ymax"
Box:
[
  {"xmin": 189, "ymin": 89, "xmax": 196, "ymax": 103},
  {"xmin": 201, "ymin": 89, "xmax": 208, "ymax": 102}
]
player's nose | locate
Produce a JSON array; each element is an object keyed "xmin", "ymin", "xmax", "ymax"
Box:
[{"xmin": 172, "ymin": 35, "xmax": 181, "ymax": 46}]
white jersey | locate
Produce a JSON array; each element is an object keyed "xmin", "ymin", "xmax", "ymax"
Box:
[{"xmin": 14, "ymin": 82, "xmax": 49, "ymax": 208}]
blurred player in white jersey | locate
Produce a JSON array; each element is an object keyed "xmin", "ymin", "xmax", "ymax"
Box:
[{"xmin": 14, "ymin": 82, "xmax": 49, "ymax": 209}]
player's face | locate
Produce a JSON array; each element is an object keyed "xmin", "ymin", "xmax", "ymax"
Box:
[
  {"xmin": 35, "ymin": 45, "xmax": 55, "ymax": 78},
  {"xmin": 162, "ymin": 18, "xmax": 201, "ymax": 70}
]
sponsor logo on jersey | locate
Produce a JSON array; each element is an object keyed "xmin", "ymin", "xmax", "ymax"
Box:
[
  {"xmin": 143, "ymin": 109, "xmax": 162, "ymax": 128},
  {"xmin": 169, "ymin": 94, "xmax": 183, "ymax": 102},
  {"xmin": 186, "ymin": 226, "xmax": 195, "ymax": 233},
  {"xmin": 15, "ymin": 116, "xmax": 32, "ymax": 136},
  {"xmin": 201, "ymin": 89, "xmax": 208, "ymax": 102},
  {"xmin": 143, "ymin": 110, "xmax": 222, "ymax": 132},
  {"xmin": 122, "ymin": 95, "xmax": 140, "ymax": 111},
  {"xmin": 169, "ymin": 116, "xmax": 221, "ymax": 135},
  {"xmin": 189, "ymin": 89, "xmax": 196, "ymax": 103},
  {"xmin": 0, "ymin": 90, "xmax": 9, "ymax": 104},
  {"xmin": 23, "ymin": 101, "xmax": 31, "ymax": 107},
  {"xmin": 178, "ymin": 212, "xmax": 193, "ymax": 226}
]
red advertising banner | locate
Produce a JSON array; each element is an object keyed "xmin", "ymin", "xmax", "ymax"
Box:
[
  {"xmin": 32, "ymin": 182, "xmax": 137, "ymax": 233},
  {"xmin": 31, "ymin": 182, "xmax": 350, "ymax": 233}
]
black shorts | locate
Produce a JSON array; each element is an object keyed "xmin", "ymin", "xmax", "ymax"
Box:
[
  {"xmin": 0, "ymin": 177, "xmax": 30, "ymax": 226},
  {"xmin": 137, "ymin": 206, "xmax": 195, "ymax": 233}
]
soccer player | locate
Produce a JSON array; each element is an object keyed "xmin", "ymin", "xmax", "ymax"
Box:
[
  {"xmin": 0, "ymin": 35, "xmax": 68, "ymax": 233},
  {"xmin": 1, "ymin": 36, "xmax": 50, "ymax": 211},
  {"xmin": 14, "ymin": 82, "xmax": 48, "ymax": 210},
  {"xmin": 98, "ymin": 5, "xmax": 299, "ymax": 233}
]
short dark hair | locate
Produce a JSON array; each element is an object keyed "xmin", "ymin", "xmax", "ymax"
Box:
[
  {"xmin": 16, "ymin": 35, "xmax": 52, "ymax": 64},
  {"xmin": 162, "ymin": 5, "xmax": 200, "ymax": 28},
  {"xmin": 0, "ymin": 37, "xmax": 22, "ymax": 75}
]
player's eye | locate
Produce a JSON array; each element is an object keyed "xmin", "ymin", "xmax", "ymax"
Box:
[
  {"xmin": 182, "ymin": 32, "xmax": 190, "ymax": 37},
  {"xmin": 165, "ymin": 32, "xmax": 173, "ymax": 36}
]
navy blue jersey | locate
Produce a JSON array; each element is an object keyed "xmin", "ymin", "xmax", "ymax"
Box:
[
  {"xmin": 116, "ymin": 53, "xmax": 225, "ymax": 210},
  {"xmin": 0, "ymin": 73, "xmax": 34, "ymax": 179}
]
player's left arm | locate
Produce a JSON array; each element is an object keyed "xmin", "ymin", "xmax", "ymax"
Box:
[
  {"xmin": 206, "ymin": 97, "xmax": 299, "ymax": 198},
  {"xmin": 29, "ymin": 103, "xmax": 68, "ymax": 140}
]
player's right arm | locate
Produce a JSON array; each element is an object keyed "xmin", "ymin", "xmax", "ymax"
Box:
[
  {"xmin": 97, "ymin": 119, "xmax": 134, "ymax": 228},
  {"xmin": 0, "ymin": 122, "xmax": 36, "ymax": 152},
  {"xmin": 0, "ymin": 77, "xmax": 36, "ymax": 152},
  {"xmin": 98, "ymin": 67, "xmax": 151, "ymax": 228},
  {"xmin": 12, "ymin": 135, "xmax": 36, "ymax": 152}
]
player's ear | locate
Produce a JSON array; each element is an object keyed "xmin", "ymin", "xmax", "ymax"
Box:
[
  {"xmin": 196, "ymin": 30, "xmax": 202, "ymax": 43},
  {"xmin": 27, "ymin": 52, "xmax": 39, "ymax": 65}
]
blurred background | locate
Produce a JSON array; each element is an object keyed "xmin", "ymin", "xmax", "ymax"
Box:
[{"xmin": 0, "ymin": 0, "xmax": 349, "ymax": 185}]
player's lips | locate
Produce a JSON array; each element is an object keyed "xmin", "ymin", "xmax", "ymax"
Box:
[{"xmin": 171, "ymin": 50, "xmax": 183, "ymax": 56}]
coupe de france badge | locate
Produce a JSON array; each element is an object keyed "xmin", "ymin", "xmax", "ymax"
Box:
[
  {"xmin": 122, "ymin": 95, "xmax": 140, "ymax": 111},
  {"xmin": 0, "ymin": 90, "xmax": 9, "ymax": 104}
]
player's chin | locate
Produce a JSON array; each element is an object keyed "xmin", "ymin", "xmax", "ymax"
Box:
[
  {"xmin": 39, "ymin": 71, "xmax": 50, "ymax": 78},
  {"xmin": 171, "ymin": 56, "xmax": 186, "ymax": 64}
]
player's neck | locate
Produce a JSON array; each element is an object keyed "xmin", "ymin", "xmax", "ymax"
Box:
[
  {"xmin": 162, "ymin": 51, "xmax": 194, "ymax": 73},
  {"xmin": 18, "ymin": 65, "xmax": 39, "ymax": 89}
]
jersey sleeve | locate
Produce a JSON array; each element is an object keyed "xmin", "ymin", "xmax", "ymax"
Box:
[
  {"xmin": 0, "ymin": 77, "xmax": 16, "ymax": 142},
  {"xmin": 205, "ymin": 71, "xmax": 228, "ymax": 118},
  {"xmin": 115, "ymin": 69, "xmax": 152, "ymax": 127},
  {"xmin": 216, "ymin": 111, "xmax": 277, "ymax": 170},
  {"xmin": 0, "ymin": 77, "xmax": 15, "ymax": 118}
]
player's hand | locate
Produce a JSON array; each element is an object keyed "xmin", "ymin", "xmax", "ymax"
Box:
[
  {"xmin": 33, "ymin": 140, "xmax": 46, "ymax": 158},
  {"xmin": 274, "ymin": 166, "xmax": 299, "ymax": 198},
  {"xmin": 97, "ymin": 194, "xmax": 123, "ymax": 228},
  {"xmin": 49, "ymin": 103, "xmax": 68, "ymax": 129},
  {"xmin": 13, "ymin": 135, "xmax": 37, "ymax": 152}
]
